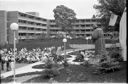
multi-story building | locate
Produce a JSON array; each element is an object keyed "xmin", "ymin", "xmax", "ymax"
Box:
[
  {"xmin": 0, "ymin": 10, "xmax": 110, "ymax": 45},
  {"xmin": 0, "ymin": 10, "xmax": 48, "ymax": 44},
  {"xmin": 48, "ymin": 18, "xmax": 102, "ymax": 38}
]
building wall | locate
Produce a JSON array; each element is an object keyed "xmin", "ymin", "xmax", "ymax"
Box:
[
  {"xmin": 17, "ymin": 11, "xmax": 47, "ymax": 40},
  {"xmin": 0, "ymin": 10, "xmax": 111, "ymax": 45},
  {"xmin": 48, "ymin": 18, "xmax": 102, "ymax": 38},
  {"xmin": 0, "ymin": 10, "xmax": 7, "ymax": 45},
  {"xmin": 6, "ymin": 11, "xmax": 48, "ymax": 42},
  {"xmin": 7, "ymin": 11, "xmax": 19, "ymax": 44},
  {"xmin": 26, "ymin": 12, "xmax": 39, "ymax": 17}
]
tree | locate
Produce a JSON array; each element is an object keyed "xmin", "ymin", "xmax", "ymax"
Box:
[
  {"xmin": 93, "ymin": 0, "xmax": 126, "ymax": 32},
  {"xmin": 53, "ymin": 5, "xmax": 76, "ymax": 34}
]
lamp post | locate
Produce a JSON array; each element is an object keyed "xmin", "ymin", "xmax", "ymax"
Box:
[
  {"xmin": 86, "ymin": 36, "xmax": 92, "ymax": 51},
  {"xmin": 10, "ymin": 23, "xmax": 19, "ymax": 83},
  {"xmin": 86, "ymin": 37, "xmax": 89, "ymax": 52},
  {"xmin": 63, "ymin": 38, "xmax": 67, "ymax": 61}
]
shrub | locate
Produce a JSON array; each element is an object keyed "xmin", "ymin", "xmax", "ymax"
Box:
[
  {"xmin": 43, "ymin": 68, "xmax": 60, "ymax": 79},
  {"xmin": 73, "ymin": 51, "xmax": 84, "ymax": 62},
  {"xmin": 42, "ymin": 53, "xmax": 66, "ymax": 79},
  {"xmin": 81, "ymin": 60, "xmax": 90, "ymax": 67},
  {"xmin": 108, "ymin": 45, "xmax": 123, "ymax": 62},
  {"xmin": 42, "ymin": 54, "xmax": 59, "ymax": 79},
  {"xmin": 63, "ymin": 60, "xmax": 69, "ymax": 67},
  {"xmin": 92, "ymin": 50, "xmax": 121, "ymax": 74}
]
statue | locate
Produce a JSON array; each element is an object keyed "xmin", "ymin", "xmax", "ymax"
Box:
[{"xmin": 91, "ymin": 24, "xmax": 106, "ymax": 55}]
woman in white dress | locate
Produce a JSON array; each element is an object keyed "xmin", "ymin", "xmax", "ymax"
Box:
[{"xmin": 10, "ymin": 56, "xmax": 15, "ymax": 71}]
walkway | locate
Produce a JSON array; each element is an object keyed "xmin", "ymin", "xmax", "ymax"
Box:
[
  {"xmin": 1, "ymin": 49, "xmax": 80, "ymax": 79},
  {"xmin": 1, "ymin": 62, "xmax": 43, "ymax": 78}
]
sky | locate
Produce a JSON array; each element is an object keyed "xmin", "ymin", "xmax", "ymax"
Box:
[{"xmin": 0, "ymin": 0, "xmax": 98, "ymax": 19}]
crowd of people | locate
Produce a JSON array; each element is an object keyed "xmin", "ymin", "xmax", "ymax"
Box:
[
  {"xmin": 0, "ymin": 45, "xmax": 95, "ymax": 72},
  {"xmin": 0, "ymin": 46, "xmax": 64, "ymax": 72}
]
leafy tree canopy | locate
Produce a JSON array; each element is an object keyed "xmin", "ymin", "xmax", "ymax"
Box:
[
  {"xmin": 53, "ymin": 5, "xmax": 76, "ymax": 33},
  {"xmin": 93, "ymin": 0, "xmax": 126, "ymax": 32}
]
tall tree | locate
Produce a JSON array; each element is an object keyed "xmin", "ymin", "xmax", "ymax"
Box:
[
  {"xmin": 53, "ymin": 5, "xmax": 76, "ymax": 34},
  {"xmin": 93, "ymin": 0, "xmax": 126, "ymax": 32}
]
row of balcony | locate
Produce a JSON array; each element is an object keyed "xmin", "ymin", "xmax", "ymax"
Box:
[
  {"xmin": 18, "ymin": 36, "xmax": 38, "ymax": 40},
  {"xmin": 18, "ymin": 17, "xmax": 47, "ymax": 25},
  {"xmin": 49, "ymin": 24, "xmax": 101, "ymax": 28},
  {"xmin": 18, "ymin": 12, "xmax": 47, "ymax": 22},
  {"xmin": 18, "ymin": 30, "xmax": 44, "ymax": 34},
  {"xmin": 18, "ymin": 18, "xmax": 101, "ymax": 29},
  {"xmin": 49, "ymin": 19, "xmax": 101, "ymax": 23},
  {"xmin": 19, "ymin": 23, "xmax": 47, "ymax": 29}
]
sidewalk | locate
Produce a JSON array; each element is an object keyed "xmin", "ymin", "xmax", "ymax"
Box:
[{"xmin": 1, "ymin": 62, "xmax": 43, "ymax": 78}]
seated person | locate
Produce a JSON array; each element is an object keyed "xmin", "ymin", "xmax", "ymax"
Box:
[{"xmin": 74, "ymin": 51, "xmax": 84, "ymax": 62}]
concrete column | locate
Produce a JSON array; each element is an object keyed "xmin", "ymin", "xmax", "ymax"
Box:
[
  {"xmin": 0, "ymin": 10, "xmax": 8, "ymax": 46},
  {"xmin": 46, "ymin": 20, "xmax": 50, "ymax": 38},
  {"xmin": 7, "ymin": 11, "xmax": 19, "ymax": 44}
]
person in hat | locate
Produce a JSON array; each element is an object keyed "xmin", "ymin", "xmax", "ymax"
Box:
[{"xmin": 91, "ymin": 24, "xmax": 106, "ymax": 55}]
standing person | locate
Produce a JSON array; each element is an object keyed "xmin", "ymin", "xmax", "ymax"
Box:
[
  {"xmin": 1, "ymin": 54, "xmax": 5, "ymax": 71},
  {"xmin": 56, "ymin": 46, "xmax": 62, "ymax": 55},
  {"xmin": 91, "ymin": 24, "xmax": 106, "ymax": 55},
  {"xmin": 0, "ymin": 54, "xmax": 1, "ymax": 70},
  {"xmin": 10, "ymin": 56, "xmax": 15, "ymax": 71},
  {"xmin": 5, "ymin": 55, "xmax": 10, "ymax": 71}
]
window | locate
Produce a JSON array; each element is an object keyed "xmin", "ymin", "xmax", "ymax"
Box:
[
  {"xmin": 81, "ymin": 20, "xmax": 85, "ymax": 23},
  {"xmin": 86, "ymin": 24, "xmax": 90, "ymax": 27},
  {"xmin": 75, "ymin": 25, "xmax": 79, "ymax": 27},
  {"xmin": 85, "ymin": 19, "xmax": 90, "ymax": 22},
  {"xmin": 91, "ymin": 19, "xmax": 96, "ymax": 22},
  {"xmin": 81, "ymin": 25, "xmax": 85, "ymax": 27},
  {"xmin": 86, "ymin": 34, "xmax": 91, "ymax": 36},
  {"xmin": 86, "ymin": 29, "xmax": 91, "ymax": 31}
]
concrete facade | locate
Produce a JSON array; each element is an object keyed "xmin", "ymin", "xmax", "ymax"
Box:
[
  {"xmin": 7, "ymin": 11, "xmax": 19, "ymax": 44},
  {"xmin": 0, "ymin": 10, "xmax": 110, "ymax": 44},
  {"xmin": 48, "ymin": 19, "xmax": 102, "ymax": 37},
  {"xmin": 0, "ymin": 10, "xmax": 7, "ymax": 45}
]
